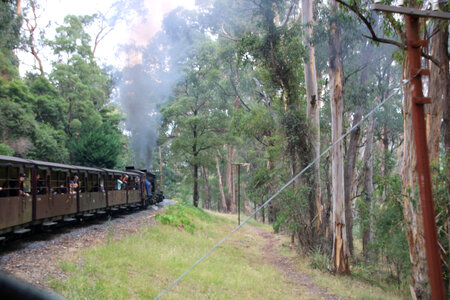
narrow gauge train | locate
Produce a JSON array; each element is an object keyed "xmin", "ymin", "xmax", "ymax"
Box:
[{"xmin": 0, "ymin": 155, "xmax": 163, "ymax": 241}]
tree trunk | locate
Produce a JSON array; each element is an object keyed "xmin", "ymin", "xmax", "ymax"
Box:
[
  {"xmin": 261, "ymin": 201, "xmax": 265, "ymax": 223},
  {"xmin": 344, "ymin": 105, "xmax": 361, "ymax": 257},
  {"xmin": 193, "ymin": 127, "xmax": 199, "ymax": 208},
  {"xmin": 362, "ymin": 113, "xmax": 375, "ymax": 259},
  {"xmin": 301, "ymin": 0, "xmax": 322, "ymax": 233},
  {"xmin": 201, "ymin": 166, "xmax": 212, "ymax": 209},
  {"xmin": 201, "ymin": 167, "xmax": 207, "ymax": 209},
  {"xmin": 344, "ymin": 41, "xmax": 374, "ymax": 256},
  {"xmin": 16, "ymin": 0, "xmax": 21, "ymax": 15},
  {"xmin": 215, "ymin": 156, "xmax": 227, "ymax": 212},
  {"xmin": 242, "ymin": 182, "xmax": 251, "ymax": 215},
  {"xmin": 159, "ymin": 146, "xmax": 163, "ymax": 188},
  {"xmin": 428, "ymin": 15, "xmax": 449, "ymax": 294},
  {"xmin": 24, "ymin": 1, "xmax": 44, "ymax": 75},
  {"xmin": 329, "ymin": 0, "xmax": 349, "ymax": 274},
  {"xmin": 193, "ymin": 163, "xmax": 199, "ymax": 207},
  {"xmin": 400, "ymin": 56, "xmax": 430, "ymax": 299},
  {"xmin": 323, "ymin": 154, "xmax": 333, "ymax": 255},
  {"xmin": 441, "ymin": 25, "xmax": 450, "ymax": 294},
  {"xmin": 427, "ymin": 18, "xmax": 448, "ymax": 165}
]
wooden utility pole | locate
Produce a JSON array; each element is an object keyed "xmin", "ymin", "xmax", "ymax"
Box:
[
  {"xmin": 232, "ymin": 163, "xmax": 250, "ymax": 225},
  {"xmin": 237, "ymin": 165, "xmax": 240, "ymax": 225},
  {"xmin": 370, "ymin": 4, "xmax": 450, "ymax": 299}
]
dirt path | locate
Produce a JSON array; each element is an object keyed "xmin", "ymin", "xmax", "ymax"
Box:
[{"xmin": 255, "ymin": 227, "xmax": 342, "ymax": 300}]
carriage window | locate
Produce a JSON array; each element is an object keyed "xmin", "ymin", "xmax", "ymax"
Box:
[
  {"xmin": 88, "ymin": 173, "xmax": 100, "ymax": 192},
  {"xmin": 107, "ymin": 174, "xmax": 114, "ymax": 191},
  {"xmin": 78, "ymin": 173, "xmax": 86, "ymax": 193},
  {"xmin": 23, "ymin": 169, "xmax": 31, "ymax": 194},
  {"xmin": 36, "ymin": 169, "xmax": 48, "ymax": 195},
  {"xmin": 0, "ymin": 166, "xmax": 21, "ymax": 197},
  {"xmin": 99, "ymin": 176, "xmax": 105, "ymax": 192},
  {"xmin": 50, "ymin": 171, "xmax": 67, "ymax": 194},
  {"xmin": 0, "ymin": 166, "xmax": 7, "ymax": 197}
]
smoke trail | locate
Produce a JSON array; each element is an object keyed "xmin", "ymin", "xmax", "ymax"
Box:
[{"xmin": 118, "ymin": 6, "xmax": 203, "ymax": 169}]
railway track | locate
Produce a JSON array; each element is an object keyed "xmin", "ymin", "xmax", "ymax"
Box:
[
  {"xmin": 0, "ymin": 200, "xmax": 174, "ymax": 292},
  {"xmin": 0, "ymin": 200, "xmax": 173, "ymax": 254}
]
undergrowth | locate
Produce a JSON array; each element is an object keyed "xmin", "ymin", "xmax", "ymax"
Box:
[{"xmin": 155, "ymin": 203, "xmax": 210, "ymax": 234}]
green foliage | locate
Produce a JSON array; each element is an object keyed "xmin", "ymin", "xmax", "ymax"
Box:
[
  {"xmin": 161, "ymin": 41, "xmax": 229, "ymax": 206},
  {"xmin": 28, "ymin": 123, "xmax": 69, "ymax": 163},
  {"xmin": 0, "ymin": 1, "xmax": 22, "ymax": 50},
  {"xmin": 155, "ymin": 204, "xmax": 211, "ymax": 234},
  {"xmin": 70, "ymin": 121, "xmax": 121, "ymax": 168},
  {"xmin": 0, "ymin": 143, "xmax": 14, "ymax": 156},
  {"xmin": 30, "ymin": 76, "xmax": 68, "ymax": 131},
  {"xmin": 370, "ymin": 174, "xmax": 410, "ymax": 287},
  {"xmin": 431, "ymin": 156, "xmax": 450, "ymax": 285},
  {"xmin": 48, "ymin": 14, "xmax": 96, "ymax": 59},
  {"xmin": 310, "ymin": 248, "xmax": 330, "ymax": 272}
]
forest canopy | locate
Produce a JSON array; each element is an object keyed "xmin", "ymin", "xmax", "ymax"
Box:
[{"xmin": 0, "ymin": 0, "xmax": 448, "ymax": 298}]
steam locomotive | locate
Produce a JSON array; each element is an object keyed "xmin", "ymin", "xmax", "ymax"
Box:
[{"xmin": 0, "ymin": 155, "xmax": 163, "ymax": 241}]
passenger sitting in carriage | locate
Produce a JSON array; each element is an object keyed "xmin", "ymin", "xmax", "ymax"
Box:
[
  {"xmin": 70, "ymin": 175, "xmax": 81, "ymax": 194},
  {"xmin": 36, "ymin": 173, "xmax": 46, "ymax": 195}
]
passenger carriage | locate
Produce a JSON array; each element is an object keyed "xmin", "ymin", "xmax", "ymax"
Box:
[{"xmin": 0, "ymin": 155, "xmax": 157, "ymax": 239}]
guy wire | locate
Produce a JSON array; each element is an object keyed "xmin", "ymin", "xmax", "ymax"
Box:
[{"xmin": 154, "ymin": 80, "xmax": 408, "ymax": 300}]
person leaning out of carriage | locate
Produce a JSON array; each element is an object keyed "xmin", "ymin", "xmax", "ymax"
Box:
[{"xmin": 8, "ymin": 173, "xmax": 30, "ymax": 197}]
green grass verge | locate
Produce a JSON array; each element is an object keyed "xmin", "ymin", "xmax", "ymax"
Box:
[
  {"xmin": 279, "ymin": 245, "xmax": 410, "ymax": 300},
  {"xmin": 49, "ymin": 204, "xmax": 409, "ymax": 299},
  {"xmin": 50, "ymin": 204, "xmax": 308, "ymax": 299}
]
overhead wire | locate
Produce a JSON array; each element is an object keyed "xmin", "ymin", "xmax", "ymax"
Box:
[{"xmin": 154, "ymin": 80, "xmax": 408, "ymax": 300}]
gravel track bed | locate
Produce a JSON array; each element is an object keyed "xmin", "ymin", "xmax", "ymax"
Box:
[{"xmin": 0, "ymin": 200, "xmax": 174, "ymax": 291}]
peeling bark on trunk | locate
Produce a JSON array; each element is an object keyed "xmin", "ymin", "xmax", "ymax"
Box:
[
  {"xmin": 400, "ymin": 56, "xmax": 430, "ymax": 299},
  {"xmin": 302, "ymin": 0, "xmax": 322, "ymax": 233},
  {"xmin": 324, "ymin": 154, "xmax": 333, "ymax": 255},
  {"xmin": 428, "ymin": 17, "xmax": 449, "ymax": 294},
  {"xmin": 215, "ymin": 156, "xmax": 227, "ymax": 212},
  {"xmin": 344, "ymin": 105, "xmax": 362, "ymax": 257},
  {"xmin": 427, "ymin": 20, "xmax": 448, "ymax": 164},
  {"xmin": 362, "ymin": 113, "xmax": 375, "ymax": 259},
  {"xmin": 329, "ymin": 0, "xmax": 349, "ymax": 274}
]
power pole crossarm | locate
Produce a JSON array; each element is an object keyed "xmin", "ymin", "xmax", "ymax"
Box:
[{"xmin": 370, "ymin": 4, "xmax": 450, "ymax": 20}]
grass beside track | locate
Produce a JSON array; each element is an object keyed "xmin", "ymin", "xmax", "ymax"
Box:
[
  {"xmin": 50, "ymin": 203, "xmax": 408, "ymax": 299},
  {"xmin": 50, "ymin": 204, "xmax": 306, "ymax": 299}
]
